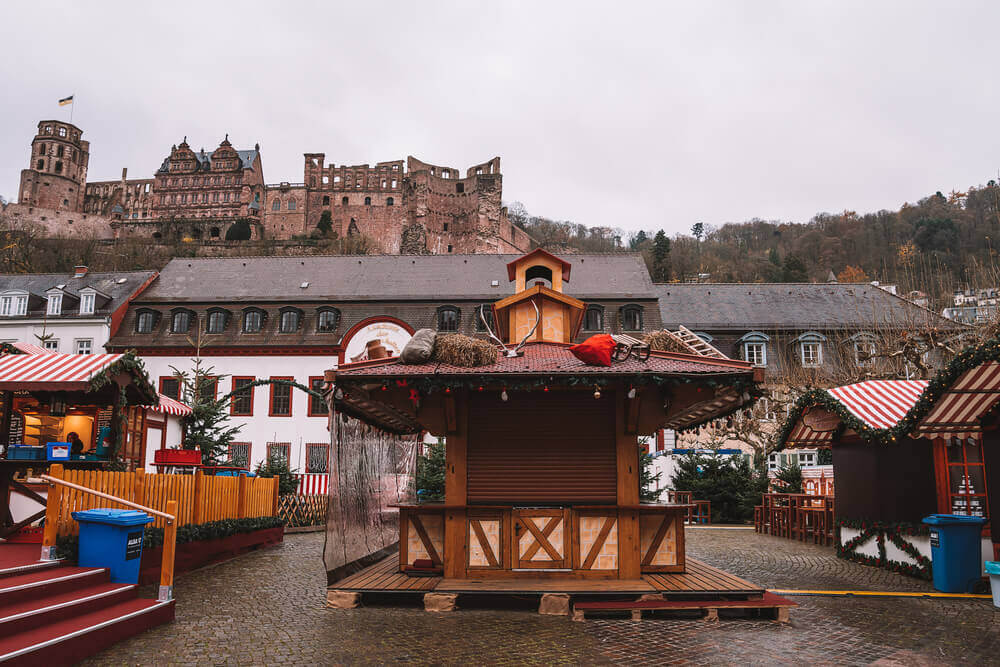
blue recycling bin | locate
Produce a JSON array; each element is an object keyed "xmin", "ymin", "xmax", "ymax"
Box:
[
  {"xmin": 922, "ymin": 514, "xmax": 986, "ymax": 593},
  {"xmin": 72, "ymin": 509, "xmax": 154, "ymax": 584}
]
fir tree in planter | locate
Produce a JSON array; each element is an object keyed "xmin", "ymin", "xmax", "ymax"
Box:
[
  {"xmin": 415, "ymin": 440, "xmax": 446, "ymax": 502},
  {"xmin": 639, "ymin": 443, "xmax": 663, "ymax": 502},
  {"xmin": 255, "ymin": 456, "xmax": 299, "ymax": 496}
]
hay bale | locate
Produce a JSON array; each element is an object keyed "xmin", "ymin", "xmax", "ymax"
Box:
[
  {"xmin": 432, "ymin": 333, "xmax": 499, "ymax": 367},
  {"xmin": 644, "ymin": 330, "xmax": 692, "ymax": 354}
]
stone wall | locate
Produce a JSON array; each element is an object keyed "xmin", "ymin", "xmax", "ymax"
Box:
[{"xmin": 1, "ymin": 202, "xmax": 114, "ymax": 239}]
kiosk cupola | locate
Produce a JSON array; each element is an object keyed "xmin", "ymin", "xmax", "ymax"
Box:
[{"xmin": 492, "ymin": 249, "xmax": 584, "ymax": 345}]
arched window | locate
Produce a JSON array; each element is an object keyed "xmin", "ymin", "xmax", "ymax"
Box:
[
  {"xmin": 210, "ymin": 227, "xmax": 220, "ymax": 238},
  {"xmin": 279, "ymin": 308, "xmax": 302, "ymax": 333},
  {"xmin": 437, "ymin": 306, "xmax": 460, "ymax": 332},
  {"xmin": 322, "ymin": 195, "xmax": 330, "ymax": 205},
  {"xmin": 271, "ymin": 199, "xmax": 280, "ymax": 211},
  {"xmin": 848, "ymin": 332, "xmax": 877, "ymax": 367},
  {"xmin": 386, "ymin": 197, "xmax": 394, "ymax": 206},
  {"xmin": 135, "ymin": 309, "xmax": 158, "ymax": 334},
  {"xmin": 619, "ymin": 304, "xmax": 643, "ymax": 331},
  {"xmin": 341, "ymin": 196, "xmax": 349, "ymax": 206},
  {"xmin": 243, "ymin": 308, "xmax": 265, "ymax": 333},
  {"xmin": 316, "ymin": 307, "xmax": 340, "ymax": 333},
  {"xmin": 738, "ymin": 332, "xmax": 769, "ymax": 366},
  {"xmin": 474, "ymin": 305, "xmax": 495, "ymax": 332},
  {"xmin": 794, "ymin": 332, "xmax": 826, "ymax": 367},
  {"xmin": 364, "ymin": 196, "xmax": 371, "ymax": 205},
  {"xmin": 170, "ymin": 309, "xmax": 193, "ymax": 334},
  {"xmin": 288, "ymin": 200, "xmax": 297, "ymax": 210},
  {"xmin": 205, "ymin": 309, "xmax": 229, "ymax": 334},
  {"xmin": 583, "ymin": 305, "xmax": 604, "ymax": 331},
  {"xmin": 524, "ymin": 265, "xmax": 553, "ymax": 287}
]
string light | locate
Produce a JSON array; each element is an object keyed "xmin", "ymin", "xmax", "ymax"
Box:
[
  {"xmin": 628, "ymin": 386, "xmax": 637, "ymax": 399},
  {"xmin": 501, "ymin": 387, "xmax": 508, "ymax": 402},
  {"xmin": 594, "ymin": 385, "xmax": 601, "ymax": 399},
  {"xmin": 543, "ymin": 386, "xmax": 549, "ymax": 392}
]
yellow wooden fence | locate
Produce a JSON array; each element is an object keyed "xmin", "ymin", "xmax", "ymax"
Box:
[{"xmin": 52, "ymin": 468, "xmax": 279, "ymax": 535}]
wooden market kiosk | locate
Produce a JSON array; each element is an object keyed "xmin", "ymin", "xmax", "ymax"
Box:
[{"xmin": 328, "ymin": 251, "xmax": 770, "ymax": 608}]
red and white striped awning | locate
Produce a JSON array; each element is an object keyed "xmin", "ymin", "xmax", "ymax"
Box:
[
  {"xmin": 0, "ymin": 352, "xmax": 124, "ymax": 390},
  {"xmin": 145, "ymin": 393, "xmax": 192, "ymax": 417},
  {"xmin": 916, "ymin": 361, "xmax": 1000, "ymax": 439},
  {"xmin": 784, "ymin": 380, "xmax": 928, "ymax": 447},
  {"xmin": 8, "ymin": 342, "xmax": 54, "ymax": 355}
]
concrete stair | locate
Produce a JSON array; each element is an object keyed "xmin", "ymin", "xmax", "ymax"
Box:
[{"xmin": 0, "ymin": 559, "xmax": 174, "ymax": 665}]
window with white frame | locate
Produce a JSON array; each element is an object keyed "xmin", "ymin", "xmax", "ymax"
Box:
[
  {"xmin": 13, "ymin": 296, "xmax": 27, "ymax": 316},
  {"xmin": 757, "ymin": 397, "xmax": 777, "ymax": 422},
  {"xmin": 79, "ymin": 292, "xmax": 95, "ymax": 315},
  {"xmin": 75, "ymin": 339, "xmax": 92, "ymax": 355},
  {"xmin": 43, "ymin": 339, "xmax": 59, "ymax": 352},
  {"xmin": 47, "ymin": 293, "xmax": 62, "ymax": 315},
  {"xmin": 739, "ymin": 332, "xmax": 769, "ymax": 366},
  {"xmin": 796, "ymin": 332, "xmax": 826, "ymax": 367},
  {"xmin": 853, "ymin": 337, "xmax": 876, "ymax": 366}
]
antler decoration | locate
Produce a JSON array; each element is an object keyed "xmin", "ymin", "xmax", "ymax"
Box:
[{"xmin": 479, "ymin": 301, "xmax": 540, "ymax": 358}]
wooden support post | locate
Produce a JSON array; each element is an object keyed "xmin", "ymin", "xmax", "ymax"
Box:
[
  {"xmin": 192, "ymin": 468, "xmax": 205, "ymax": 524},
  {"xmin": 271, "ymin": 477, "xmax": 280, "ymax": 516},
  {"xmin": 134, "ymin": 467, "xmax": 145, "ymax": 506},
  {"xmin": 40, "ymin": 463, "xmax": 64, "ymax": 560},
  {"xmin": 616, "ymin": 386, "xmax": 641, "ymax": 579},
  {"xmin": 158, "ymin": 499, "xmax": 178, "ymax": 601},
  {"xmin": 443, "ymin": 391, "xmax": 467, "ymax": 579},
  {"xmin": 236, "ymin": 474, "xmax": 248, "ymax": 519}
]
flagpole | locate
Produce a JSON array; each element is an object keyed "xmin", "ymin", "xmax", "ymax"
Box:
[{"xmin": 70, "ymin": 94, "xmax": 74, "ymax": 124}]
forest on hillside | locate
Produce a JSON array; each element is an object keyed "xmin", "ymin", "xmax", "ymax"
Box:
[{"xmin": 507, "ymin": 179, "xmax": 1000, "ymax": 304}]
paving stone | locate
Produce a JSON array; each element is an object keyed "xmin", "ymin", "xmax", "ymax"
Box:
[{"xmin": 84, "ymin": 529, "xmax": 1000, "ymax": 665}]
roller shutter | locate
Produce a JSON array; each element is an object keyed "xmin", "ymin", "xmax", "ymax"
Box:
[{"xmin": 466, "ymin": 391, "xmax": 617, "ymax": 504}]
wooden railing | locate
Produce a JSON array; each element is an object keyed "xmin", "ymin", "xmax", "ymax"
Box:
[
  {"xmin": 38, "ymin": 466, "xmax": 280, "ymax": 601},
  {"xmin": 754, "ymin": 493, "xmax": 835, "ymax": 546}
]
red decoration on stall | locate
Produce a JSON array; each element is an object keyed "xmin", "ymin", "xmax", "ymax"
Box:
[{"xmin": 568, "ymin": 334, "xmax": 616, "ymax": 367}]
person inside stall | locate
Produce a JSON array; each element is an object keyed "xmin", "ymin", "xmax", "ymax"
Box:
[{"xmin": 68, "ymin": 431, "xmax": 85, "ymax": 456}]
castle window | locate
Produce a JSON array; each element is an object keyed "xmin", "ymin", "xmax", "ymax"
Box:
[
  {"xmin": 317, "ymin": 307, "xmax": 340, "ymax": 333},
  {"xmin": 38, "ymin": 143, "xmax": 45, "ymax": 154},
  {"xmin": 391, "ymin": 180, "xmax": 398, "ymax": 188},
  {"xmin": 136, "ymin": 310, "xmax": 158, "ymax": 334},
  {"xmin": 54, "ymin": 161, "xmax": 62, "ymax": 174},
  {"xmin": 210, "ymin": 227, "xmax": 220, "ymax": 238},
  {"xmin": 620, "ymin": 304, "xmax": 643, "ymax": 332},
  {"xmin": 56, "ymin": 146, "xmax": 64, "ymax": 157},
  {"xmin": 171, "ymin": 310, "xmax": 192, "ymax": 334},
  {"xmin": 342, "ymin": 196, "xmax": 349, "ymax": 205},
  {"xmin": 223, "ymin": 192, "xmax": 230, "ymax": 202},
  {"xmin": 279, "ymin": 308, "xmax": 302, "ymax": 333},
  {"xmin": 583, "ymin": 305, "xmax": 604, "ymax": 331},
  {"xmin": 334, "ymin": 176, "xmax": 341, "ymax": 184},
  {"xmin": 456, "ymin": 183, "xmax": 464, "ymax": 194},
  {"xmin": 322, "ymin": 195, "xmax": 330, "ymax": 206},
  {"xmin": 206, "ymin": 309, "xmax": 229, "ymax": 334},
  {"xmin": 437, "ymin": 306, "xmax": 460, "ymax": 332},
  {"xmin": 364, "ymin": 196, "xmax": 371, "ymax": 205},
  {"xmin": 288, "ymin": 200, "xmax": 297, "ymax": 210},
  {"xmin": 58, "ymin": 127, "xmax": 66, "ymax": 137},
  {"xmin": 243, "ymin": 308, "xmax": 265, "ymax": 333},
  {"xmin": 447, "ymin": 245, "xmax": 453, "ymax": 253},
  {"xmin": 36, "ymin": 159, "xmax": 44, "ymax": 170},
  {"xmin": 271, "ymin": 199, "xmax": 280, "ymax": 210},
  {"xmin": 386, "ymin": 197, "xmax": 394, "ymax": 206},
  {"xmin": 153, "ymin": 232, "xmax": 162, "ymax": 239},
  {"xmin": 45, "ymin": 125, "xmax": 52, "ymax": 134},
  {"xmin": 213, "ymin": 193, "xmax": 219, "ymax": 202}
]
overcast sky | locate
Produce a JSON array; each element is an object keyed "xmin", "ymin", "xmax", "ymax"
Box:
[{"xmin": 1, "ymin": 1, "xmax": 997, "ymax": 235}]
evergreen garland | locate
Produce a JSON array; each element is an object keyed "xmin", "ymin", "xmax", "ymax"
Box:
[
  {"xmin": 835, "ymin": 518, "xmax": 932, "ymax": 580},
  {"xmin": 777, "ymin": 336, "xmax": 1000, "ymax": 447}
]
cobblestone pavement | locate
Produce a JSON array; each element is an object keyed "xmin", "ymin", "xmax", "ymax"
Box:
[{"xmin": 86, "ymin": 528, "xmax": 1000, "ymax": 666}]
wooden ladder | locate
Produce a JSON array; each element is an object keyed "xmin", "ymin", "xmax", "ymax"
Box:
[{"xmin": 674, "ymin": 325, "xmax": 727, "ymax": 359}]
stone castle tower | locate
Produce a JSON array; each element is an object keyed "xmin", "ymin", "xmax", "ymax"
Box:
[{"xmin": 17, "ymin": 120, "xmax": 90, "ymax": 212}]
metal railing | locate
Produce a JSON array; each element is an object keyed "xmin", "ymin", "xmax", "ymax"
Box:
[{"xmin": 40, "ymin": 464, "xmax": 178, "ymax": 601}]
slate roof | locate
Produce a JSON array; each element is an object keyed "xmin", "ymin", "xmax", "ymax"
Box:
[
  {"xmin": 655, "ymin": 283, "xmax": 960, "ymax": 331},
  {"xmin": 157, "ymin": 148, "xmax": 259, "ymax": 174},
  {"xmin": 0, "ymin": 271, "xmax": 156, "ymax": 318},
  {"xmin": 138, "ymin": 254, "xmax": 656, "ymax": 303}
]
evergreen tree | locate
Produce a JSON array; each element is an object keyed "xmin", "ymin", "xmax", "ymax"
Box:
[
  {"xmin": 317, "ymin": 210, "xmax": 333, "ymax": 236},
  {"xmin": 652, "ymin": 230, "xmax": 672, "ymax": 282},
  {"xmin": 773, "ymin": 462, "xmax": 803, "ymax": 493},
  {"xmin": 170, "ymin": 358, "xmax": 243, "ymax": 465},
  {"xmin": 415, "ymin": 440, "xmax": 446, "ymax": 502},
  {"xmin": 255, "ymin": 456, "xmax": 299, "ymax": 495},
  {"xmin": 629, "ymin": 230, "xmax": 648, "ymax": 250},
  {"xmin": 670, "ymin": 453, "xmax": 768, "ymax": 523},
  {"xmin": 781, "ymin": 254, "xmax": 809, "ymax": 282},
  {"xmin": 639, "ymin": 444, "xmax": 662, "ymax": 502}
]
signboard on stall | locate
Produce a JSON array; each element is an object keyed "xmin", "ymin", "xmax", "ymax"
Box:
[{"xmin": 343, "ymin": 321, "xmax": 412, "ymax": 364}]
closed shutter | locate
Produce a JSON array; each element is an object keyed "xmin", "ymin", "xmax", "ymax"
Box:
[{"xmin": 467, "ymin": 391, "xmax": 617, "ymax": 504}]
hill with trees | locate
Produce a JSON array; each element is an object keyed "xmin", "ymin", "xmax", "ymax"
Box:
[{"xmin": 508, "ymin": 179, "xmax": 1000, "ymax": 304}]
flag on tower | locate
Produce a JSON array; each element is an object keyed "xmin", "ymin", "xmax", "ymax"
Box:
[{"xmin": 58, "ymin": 95, "xmax": 74, "ymax": 106}]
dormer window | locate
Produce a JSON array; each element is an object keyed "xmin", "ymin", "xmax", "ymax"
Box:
[
  {"xmin": 47, "ymin": 293, "xmax": 62, "ymax": 316},
  {"xmin": 738, "ymin": 332, "xmax": 769, "ymax": 366},
  {"xmin": 79, "ymin": 292, "xmax": 95, "ymax": 315},
  {"xmin": 317, "ymin": 307, "xmax": 340, "ymax": 333},
  {"xmin": 437, "ymin": 306, "xmax": 460, "ymax": 332},
  {"xmin": 136, "ymin": 309, "xmax": 158, "ymax": 334},
  {"xmin": 583, "ymin": 305, "xmax": 604, "ymax": 331},
  {"xmin": 171, "ymin": 309, "xmax": 193, "ymax": 334},
  {"xmin": 279, "ymin": 308, "xmax": 302, "ymax": 333},
  {"xmin": 206, "ymin": 309, "xmax": 229, "ymax": 334},
  {"xmin": 795, "ymin": 332, "xmax": 826, "ymax": 367},
  {"xmin": 243, "ymin": 308, "xmax": 265, "ymax": 333},
  {"xmin": 620, "ymin": 304, "xmax": 643, "ymax": 332},
  {"xmin": 1, "ymin": 293, "xmax": 28, "ymax": 317}
]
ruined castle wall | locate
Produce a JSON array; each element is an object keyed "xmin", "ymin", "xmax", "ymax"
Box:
[
  {"xmin": 264, "ymin": 185, "xmax": 307, "ymax": 238},
  {"xmin": 1, "ymin": 203, "xmax": 114, "ymax": 239}
]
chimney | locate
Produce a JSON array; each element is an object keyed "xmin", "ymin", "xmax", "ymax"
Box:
[{"xmin": 74, "ymin": 265, "xmax": 88, "ymax": 278}]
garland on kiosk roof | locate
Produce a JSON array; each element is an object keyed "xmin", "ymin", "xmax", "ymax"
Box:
[
  {"xmin": 777, "ymin": 336, "xmax": 1000, "ymax": 448},
  {"xmin": 87, "ymin": 351, "xmax": 158, "ymax": 462}
]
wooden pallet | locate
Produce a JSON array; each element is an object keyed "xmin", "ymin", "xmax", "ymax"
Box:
[{"xmin": 572, "ymin": 591, "xmax": 796, "ymax": 622}]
